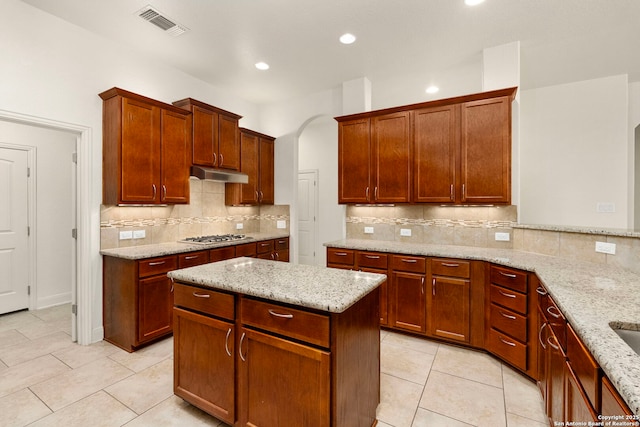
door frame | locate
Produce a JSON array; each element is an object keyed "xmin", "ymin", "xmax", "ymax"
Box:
[
  {"xmin": 0, "ymin": 109, "xmax": 92, "ymax": 345},
  {"xmin": 297, "ymin": 169, "xmax": 319, "ymax": 266}
]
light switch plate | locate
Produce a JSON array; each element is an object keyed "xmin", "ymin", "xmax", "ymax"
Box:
[
  {"xmin": 364, "ymin": 226, "xmax": 374, "ymax": 234},
  {"xmin": 400, "ymin": 228, "xmax": 412, "ymax": 237},
  {"xmin": 277, "ymin": 220, "xmax": 286, "ymax": 229},
  {"xmin": 236, "ymin": 223, "xmax": 244, "ymax": 230},
  {"xmin": 495, "ymin": 232, "xmax": 510, "ymax": 241},
  {"xmin": 133, "ymin": 230, "xmax": 146, "ymax": 239},
  {"xmin": 119, "ymin": 230, "xmax": 133, "ymax": 240},
  {"xmin": 595, "ymin": 241, "xmax": 616, "ymax": 254}
]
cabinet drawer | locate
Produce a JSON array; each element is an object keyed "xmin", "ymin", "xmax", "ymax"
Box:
[
  {"xmin": 274, "ymin": 237, "xmax": 289, "ymax": 250},
  {"xmin": 486, "ymin": 328, "xmax": 527, "ymax": 371},
  {"xmin": 430, "ymin": 258, "xmax": 470, "ymax": 278},
  {"xmin": 256, "ymin": 240, "xmax": 274, "ymax": 254},
  {"xmin": 489, "ymin": 303, "xmax": 527, "ymax": 343},
  {"xmin": 235, "ymin": 242, "xmax": 257, "ymax": 257},
  {"xmin": 327, "ymin": 248, "xmax": 355, "ymax": 266},
  {"xmin": 567, "ymin": 324, "xmax": 600, "ymax": 411},
  {"xmin": 489, "ymin": 284, "xmax": 527, "ymax": 315},
  {"xmin": 390, "ymin": 255, "xmax": 426, "ymax": 273},
  {"xmin": 241, "ymin": 298, "xmax": 330, "ymax": 348},
  {"xmin": 490, "ymin": 265, "xmax": 527, "ymax": 293},
  {"xmin": 139, "ymin": 255, "xmax": 177, "ymax": 278},
  {"xmin": 174, "ymin": 283, "xmax": 235, "ymax": 321},
  {"xmin": 357, "ymin": 252, "xmax": 388, "ymax": 269},
  {"xmin": 178, "ymin": 251, "xmax": 209, "ymax": 268},
  {"xmin": 542, "ymin": 294, "xmax": 567, "ymax": 351},
  {"xmin": 209, "ymin": 246, "xmax": 235, "ymax": 262}
]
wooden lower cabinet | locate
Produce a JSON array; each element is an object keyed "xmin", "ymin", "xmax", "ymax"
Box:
[
  {"xmin": 389, "ymin": 256, "xmax": 426, "ymax": 333},
  {"xmin": 601, "ymin": 376, "xmax": 634, "ymax": 417},
  {"xmin": 565, "ymin": 361, "xmax": 598, "ymax": 424},
  {"xmin": 138, "ymin": 274, "xmax": 174, "ymax": 343}
]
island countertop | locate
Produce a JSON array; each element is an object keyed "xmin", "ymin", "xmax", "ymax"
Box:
[{"xmin": 167, "ymin": 257, "xmax": 386, "ymax": 313}]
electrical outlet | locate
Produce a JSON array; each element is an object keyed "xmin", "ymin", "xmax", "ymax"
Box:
[
  {"xmin": 595, "ymin": 241, "xmax": 616, "ymax": 255},
  {"xmin": 236, "ymin": 223, "xmax": 244, "ymax": 230},
  {"xmin": 400, "ymin": 228, "xmax": 412, "ymax": 237},
  {"xmin": 495, "ymin": 232, "xmax": 510, "ymax": 241},
  {"xmin": 277, "ymin": 220, "xmax": 286, "ymax": 229},
  {"xmin": 596, "ymin": 202, "xmax": 616, "ymax": 213},
  {"xmin": 364, "ymin": 226, "xmax": 374, "ymax": 234},
  {"xmin": 133, "ymin": 230, "xmax": 146, "ymax": 239},
  {"xmin": 119, "ymin": 230, "xmax": 133, "ymax": 240}
]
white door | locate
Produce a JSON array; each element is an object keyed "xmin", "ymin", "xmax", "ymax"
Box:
[
  {"xmin": 297, "ymin": 170, "xmax": 318, "ymax": 266},
  {"xmin": 0, "ymin": 147, "xmax": 30, "ymax": 314}
]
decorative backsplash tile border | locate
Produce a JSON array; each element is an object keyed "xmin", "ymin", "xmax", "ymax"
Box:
[
  {"xmin": 347, "ymin": 216, "xmax": 517, "ymax": 229},
  {"xmin": 99, "ymin": 214, "xmax": 289, "ymax": 229}
]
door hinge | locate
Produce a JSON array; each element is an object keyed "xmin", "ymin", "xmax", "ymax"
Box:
[
  {"xmin": 27, "ymin": 226, "xmax": 30, "ymax": 236},
  {"xmin": 71, "ymin": 304, "xmax": 77, "ymax": 315},
  {"xmin": 27, "ymin": 167, "xmax": 31, "ymax": 177},
  {"xmin": 72, "ymin": 152, "xmax": 77, "ymax": 164},
  {"xmin": 27, "ymin": 286, "xmax": 31, "ymax": 296},
  {"xmin": 71, "ymin": 228, "xmax": 77, "ymax": 239}
]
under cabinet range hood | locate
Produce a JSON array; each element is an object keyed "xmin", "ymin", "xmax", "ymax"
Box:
[{"xmin": 190, "ymin": 166, "xmax": 249, "ymax": 183}]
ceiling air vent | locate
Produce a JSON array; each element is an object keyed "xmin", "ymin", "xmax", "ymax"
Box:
[{"xmin": 136, "ymin": 5, "xmax": 188, "ymax": 36}]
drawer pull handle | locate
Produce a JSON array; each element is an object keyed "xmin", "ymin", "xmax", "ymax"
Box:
[
  {"xmin": 500, "ymin": 311, "xmax": 517, "ymax": 320},
  {"xmin": 498, "ymin": 289, "xmax": 516, "ymax": 299},
  {"xmin": 268, "ymin": 309, "xmax": 293, "ymax": 319},
  {"xmin": 546, "ymin": 306, "xmax": 562, "ymax": 319},
  {"xmin": 401, "ymin": 259, "xmax": 418, "ymax": 263},
  {"xmin": 239, "ymin": 332, "xmax": 247, "ymax": 362},
  {"xmin": 547, "ymin": 334, "xmax": 560, "ymax": 351},
  {"xmin": 148, "ymin": 261, "xmax": 166, "ymax": 266},
  {"xmin": 278, "ymin": 240, "xmax": 286, "ymax": 244},
  {"xmin": 499, "ymin": 271, "xmax": 517, "ymax": 279},
  {"xmin": 539, "ymin": 323, "xmax": 547, "ymax": 349},
  {"xmin": 260, "ymin": 243, "xmax": 270, "ymax": 247},
  {"xmin": 334, "ymin": 252, "xmax": 348, "ymax": 256},
  {"xmin": 184, "ymin": 255, "xmax": 199, "ymax": 260},
  {"xmin": 365, "ymin": 255, "xmax": 380, "ymax": 259},
  {"xmin": 499, "ymin": 336, "xmax": 516, "ymax": 347},
  {"xmin": 535, "ymin": 286, "xmax": 547, "ymax": 296},
  {"xmin": 441, "ymin": 262, "xmax": 459, "ymax": 267},
  {"xmin": 224, "ymin": 328, "xmax": 232, "ymax": 357},
  {"xmin": 193, "ymin": 292, "xmax": 210, "ymax": 298}
]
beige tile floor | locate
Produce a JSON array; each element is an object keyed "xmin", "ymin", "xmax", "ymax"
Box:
[{"xmin": 0, "ymin": 304, "xmax": 547, "ymax": 427}]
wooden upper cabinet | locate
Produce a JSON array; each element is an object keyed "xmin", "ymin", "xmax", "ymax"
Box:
[
  {"xmin": 100, "ymin": 87, "xmax": 191, "ymax": 205},
  {"xmin": 372, "ymin": 112, "xmax": 411, "ymax": 203},
  {"xmin": 460, "ymin": 96, "xmax": 512, "ymax": 204},
  {"xmin": 225, "ymin": 128, "xmax": 275, "ymax": 205},
  {"xmin": 336, "ymin": 87, "xmax": 516, "ymax": 205},
  {"xmin": 413, "ymin": 105, "xmax": 458, "ymax": 203},
  {"xmin": 338, "ymin": 118, "xmax": 371, "ymax": 203},
  {"xmin": 172, "ymin": 98, "xmax": 241, "ymax": 171}
]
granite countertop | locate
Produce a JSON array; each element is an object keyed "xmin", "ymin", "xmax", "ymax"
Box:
[
  {"xmin": 514, "ymin": 223, "xmax": 640, "ymax": 238},
  {"xmin": 167, "ymin": 257, "xmax": 386, "ymax": 313},
  {"xmin": 99, "ymin": 232, "xmax": 290, "ymax": 260},
  {"xmin": 325, "ymin": 238, "xmax": 640, "ymax": 416}
]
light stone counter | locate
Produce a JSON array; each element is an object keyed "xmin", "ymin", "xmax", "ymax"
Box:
[
  {"xmin": 514, "ymin": 223, "xmax": 640, "ymax": 238},
  {"xmin": 325, "ymin": 238, "xmax": 640, "ymax": 416},
  {"xmin": 99, "ymin": 232, "xmax": 290, "ymax": 260},
  {"xmin": 167, "ymin": 257, "xmax": 386, "ymax": 314}
]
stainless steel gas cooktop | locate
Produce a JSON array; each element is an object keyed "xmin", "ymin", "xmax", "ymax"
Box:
[{"xmin": 178, "ymin": 234, "xmax": 251, "ymax": 245}]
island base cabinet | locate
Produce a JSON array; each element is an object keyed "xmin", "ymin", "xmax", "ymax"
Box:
[
  {"xmin": 173, "ymin": 308, "xmax": 235, "ymax": 425},
  {"xmin": 238, "ymin": 328, "xmax": 331, "ymax": 426}
]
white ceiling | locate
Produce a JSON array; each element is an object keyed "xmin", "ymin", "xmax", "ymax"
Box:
[{"xmin": 22, "ymin": 0, "xmax": 640, "ymax": 105}]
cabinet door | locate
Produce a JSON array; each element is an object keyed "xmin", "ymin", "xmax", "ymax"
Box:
[
  {"xmin": 259, "ymin": 137, "xmax": 274, "ymax": 204},
  {"xmin": 564, "ymin": 363, "xmax": 598, "ymax": 424},
  {"xmin": 161, "ymin": 109, "xmax": 191, "ymax": 204},
  {"xmin": 361, "ymin": 267, "xmax": 388, "ymax": 326},
  {"xmin": 121, "ymin": 98, "xmax": 160, "ymax": 203},
  {"xmin": 192, "ymin": 105, "xmax": 217, "ymax": 167},
  {"xmin": 238, "ymin": 327, "xmax": 330, "ymax": 426},
  {"xmin": 138, "ymin": 274, "xmax": 173, "ymax": 343},
  {"xmin": 371, "ymin": 112, "xmax": 411, "ymax": 203},
  {"xmin": 460, "ymin": 96, "xmax": 511, "ymax": 204},
  {"xmin": 428, "ymin": 276, "xmax": 470, "ymax": 343},
  {"xmin": 390, "ymin": 271, "xmax": 426, "ymax": 333},
  {"xmin": 173, "ymin": 308, "xmax": 235, "ymax": 424},
  {"xmin": 537, "ymin": 307, "xmax": 548, "ymax": 400},
  {"xmin": 238, "ymin": 131, "xmax": 260, "ymax": 204},
  {"xmin": 413, "ymin": 105, "xmax": 458, "ymax": 203},
  {"xmin": 218, "ymin": 113, "xmax": 240, "ymax": 170},
  {"xmin": 338, "ymin": 118, "xmax": 371, "ymax": 203},
  {"xmin": 546, "ymin": 327, "xmax": 566, "ymax": 424}
]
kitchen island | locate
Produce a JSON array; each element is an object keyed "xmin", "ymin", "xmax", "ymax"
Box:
[{"xmin": 167, "ymin": 257, "xmax": 386, "ymax": 427}]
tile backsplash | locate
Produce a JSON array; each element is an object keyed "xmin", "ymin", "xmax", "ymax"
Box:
[
  {"xmin": 346, "ymin": 204, "xmax": 518, "ymax": 249},
  {"xmin": 100, "ymin": 178, "xmax": 290, "ymax": 249}
]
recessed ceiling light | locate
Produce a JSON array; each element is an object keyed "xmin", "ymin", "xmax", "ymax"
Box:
[
  {"xmin": 255, "ymin": 62, "xmax": 270, "ymax": 70},
  {"xmin": 426, "ymin": 86, "xmax": 439, "ymax": 94},
  {"xmin": 339, "ymin": 33, "xmax": 356, "ymax": 45},
  {"xmin": 465, "ymin": 0, "xmax": 485, "ymax": 5}
]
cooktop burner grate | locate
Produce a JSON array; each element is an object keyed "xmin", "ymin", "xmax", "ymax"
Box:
[{"xmin": 178, "ymin": 234, "xmax": 249, "ymax": 244}]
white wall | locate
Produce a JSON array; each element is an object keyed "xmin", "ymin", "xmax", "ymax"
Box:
[
  {"xmin": 520, "ymin": 75, "xmax": 629, "ymax": 228},
  {"xmin": 0, "ymin": 0, "xmax": 259, "ymax": 342}
]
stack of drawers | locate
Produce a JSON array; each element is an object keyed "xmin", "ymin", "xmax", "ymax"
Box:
[{"xmin": 486, "ymin": 265, "xmax": 529, "ymax": 371}]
